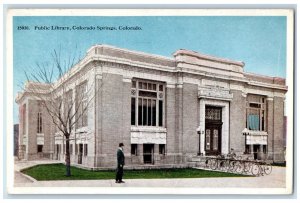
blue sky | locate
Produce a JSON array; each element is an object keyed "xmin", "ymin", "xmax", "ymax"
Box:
[{"xmin": 13, "ymin": 16, "xmax": 287, "ymax": 123}]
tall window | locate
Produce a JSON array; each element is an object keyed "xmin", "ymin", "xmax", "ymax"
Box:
[
  {"xmin": 76, "ymin": 82, "xmax": 88, "ymax": 128},
  {"xmin": 37, "ymin": 112, "xmax": 43, "ymax": 133},
  {"xmin": 64, "ymin": 90, "xmax": 73, "ymax": 120},
  {"xmin": 131, "ymin": 79, "xmax": 164, "ymax": 127},
  {"xmin": 55, "ymin": 97, "xmax": 62, "ymax": 132},
  {"xmin": 246, "ymin": 95, "xmax": 266, "ymax": 131},
  {"xmin": 84, "ymin": 144, "xmax": 88, "ymax": 156},
  {"xmin": 75, "ymin": 144, "xmax": 78, "ymax": 155}
]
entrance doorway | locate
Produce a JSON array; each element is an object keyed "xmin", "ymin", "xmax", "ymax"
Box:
[
  {"xmin": 143, "ymin": 144, "xmax": 154, "ymax": 164},
  {"xmin": 205, "ymin": 106, "xmax": 222, "ymax": 155}
]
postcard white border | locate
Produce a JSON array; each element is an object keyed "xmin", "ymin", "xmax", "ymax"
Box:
[{"xmin": 5, "ymin": 8, "xmax": 294, "ymax": 195}]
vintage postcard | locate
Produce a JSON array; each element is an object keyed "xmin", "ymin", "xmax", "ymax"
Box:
[{"xmin": 5, "ymin": 8, "xmax": 294, "ymax": 195}]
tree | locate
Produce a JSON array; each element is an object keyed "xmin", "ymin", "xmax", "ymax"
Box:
[{"xmin": 21, "ymin": 47, "xmax": 98, "ymax": 176}]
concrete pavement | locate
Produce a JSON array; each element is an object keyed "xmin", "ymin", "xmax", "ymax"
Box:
[{"xmin": 13, "ymin": 159, "xmax": 287, "ymax": 189}]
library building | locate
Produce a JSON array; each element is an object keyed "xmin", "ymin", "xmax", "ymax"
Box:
[{"xmin": 16, "ymin": 44, "xmax": 287, "ymax": 168}]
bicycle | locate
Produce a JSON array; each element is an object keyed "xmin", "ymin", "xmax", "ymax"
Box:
[
  {"xmin": 226, "ymin": 151, "xmax": 243, "ymax": 173},
  {"xmin": 251, "ymin": 161, "xmax": 273, "ymax": 176}
]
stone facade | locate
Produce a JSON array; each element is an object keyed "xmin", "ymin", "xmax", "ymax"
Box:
[{"xmin": 15, "ymin": 44, "xmax": 288, "ymax": 168}]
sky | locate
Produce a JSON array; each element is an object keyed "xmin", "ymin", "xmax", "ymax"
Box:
[{"xmin": 13, "ymin": 16, "xmax": 287, "ymax": 124}]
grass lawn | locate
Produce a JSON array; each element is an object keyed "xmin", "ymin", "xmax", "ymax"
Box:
[{"xmin": 21, "ymin": 164, "xmax": 249, "ymax": 181}]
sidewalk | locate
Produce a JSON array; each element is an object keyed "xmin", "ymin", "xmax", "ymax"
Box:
[{"xmin": 14, "ymin": 159, "xmax": 287, "ymax": 189}]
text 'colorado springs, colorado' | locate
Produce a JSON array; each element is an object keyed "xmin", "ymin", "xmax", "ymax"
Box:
[{"xmin": 34, "ymin": 25, "xmax": 142, "ymax": 31}]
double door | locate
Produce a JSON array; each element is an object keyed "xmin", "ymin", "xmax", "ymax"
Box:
[
  {"xmin": 205, "ymin": 123, "xmax": 222, "ymax": 155},
  {"xmin": 205, "ymin": 106, "xmax": 222, "ymax": 155}
]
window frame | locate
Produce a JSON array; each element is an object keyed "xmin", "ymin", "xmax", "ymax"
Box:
[
  {"xmin": 131, "ymin": 79, "xmax": 165, "ymax": 127},
  {"xmin": 246, "ymin": 95, "xmax": 266, "ymax": 131},
  {"xmin": 37, "ymin": 112, "xmax": 43, "ymax": 133},
  {"xmin": 84, "ymin": 144, "xmax": 88, "ymax": 156},
  {"xmin": 76, "ymin": 81, "xmax": 88, "ymax": 129}
]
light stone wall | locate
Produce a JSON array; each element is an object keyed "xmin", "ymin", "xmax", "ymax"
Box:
[
  {"xmin": 229, "ymin": 90, "xmax": 246, "ymax": 154},
  {"xmin": 165, "ymin": 86, "xmax": 177, "ymax": 155},
  {"xmin": 22, "ymin": 99, "xmax": 52, "ymax": 160},
  {"xmin": 99, "ymin": 73, "xmax": 125, "ymax": 167},
  {"xmin": 273, "ymin": 96, "xmax": 285, "ymax": 162},
  {"xmin": 182, "ymin": 83, "xmax": 199, "ymax": 157}
]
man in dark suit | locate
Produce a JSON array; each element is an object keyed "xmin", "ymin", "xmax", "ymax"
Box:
[{"xmin": 115, "ymin": 143, "xmax": 125, "ymax": 183}]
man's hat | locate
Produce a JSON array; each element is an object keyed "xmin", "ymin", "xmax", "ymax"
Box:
[{"xmin": 119, "ymin": 143, "xmax": 124, "ymax": 147}]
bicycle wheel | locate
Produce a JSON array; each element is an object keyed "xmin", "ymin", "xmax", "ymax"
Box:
[
  {"xmin": 235, "ymin": 161, "xmax": 244, "ymax": 174},
  {"xmin": 251, "ymin": 163, "xmax": 260, "ymax": 176},
  {"xmin": 219, "ymin": 160, "xmax": 226, "ymax": 171},
  {"xmin": 209, "ymin": 159, "xmax": 218, "ymax": 170},
  {"xmin": 224, "ymin": 160, "xmax": 231, "ymax": 172},
  {"xmin": 243, "ymin": 162, "xmax": 251, "ymax": 174},
  {"xmin": 264, "ymin": 164, "xmax": 272, "ymax": 175},
  {"xmin": 205, "ymin": 158, "xmax": 210, "ymax": 168},
  {"xmin": 228, "ymin": 161, "xmax": 238, "ymax": 172}
]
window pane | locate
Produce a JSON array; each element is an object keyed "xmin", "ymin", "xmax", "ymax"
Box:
[
  {"xmin": 205, "ymin": 129, "xmax": 211, "ymax": 150},
  {"xmin": 139, "ymin": 91, "xmax": 157, "ymax": 98},
  {"xmin": 246, "ymin": 95, "xmax": 266, "ymax": 131},
  {"xmin": 143, "ymin": 99, "xmax": 147, "ymax": 125},
  {"xmin": 159, "ymin": 84, "xmax": 163, "ymax": 91},
  {"xmin": 205, "ymin": 107, "xmax": 221, "ymax": 120},
  {"xmin": 40, "ymin": 114, "xmax": 42, "ymax": 133},
  {"xmin": 159, "ymin": 100, "xmax": 163, "ymax": 126},
  {"xmin": 153, "ymin": 84, "xmax": 157, "ymax": 91},
  {"xmin": 84, "ymin": 144, "xmax": 88, "ymax": 156},
  {"xmin": 152, "ymin": 100, "xmax": 156, "ymax": 126},
  {"xmin": 138, "ymin": 82, "xmax": 142, "ymax": 89},
  {"xmin": 213, "ymin": 129, "xmax": 218, "ymax": 150},
  {"xmin": 142, "ymin": 82, "xmax": 147, "ymax": 90},
  {"xmin": 147, "ymin": 99, "xmax": 152, "ymax": 126},
  {"xmin": 148, "ymin": 83, "xmax": 152, "ymax": 90},
  {"xmin": 37, "ymin": 113, "xmax": 39, "ymax": 133},
  {"xmin": 249, "ymin": 103, "xmax": 261, "ymax": 108},
  {"xmin": 138, "ymin": 98, "xmax": 142, "ymax": 125},
  {"xmin": 82, "ymin": 100, "xmax": 88, "ymax": 127},
  {"xmin": 247, "ymin": 114, "xmax": 260, "ymax": 130},
  {"xmin": 132, "ymin": 81, "xmax": 136, "ymax": 88},
  {"xmin": 262, "ymin": 110, "xmax": 265, "ymax": 131},
  {"xmin": 131, "ymin": 98, "xmax": 136, "ymax": 125}
]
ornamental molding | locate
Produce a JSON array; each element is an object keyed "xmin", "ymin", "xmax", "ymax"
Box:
[
  {"xmin": 131, "ymin": 131, "xmax": 167, "ymax": 144},
  {"xmin": 198, "ymin": 86, "xmax": 233, "ymax": 101}
]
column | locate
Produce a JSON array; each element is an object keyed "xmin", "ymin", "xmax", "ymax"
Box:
[
  {"xmin": 199, "ymin": 99, "xmax": 206, "ymax": 155},
  {"xmin": 266, "ymin": 97, "xmax": 274, "ymax": 160}
]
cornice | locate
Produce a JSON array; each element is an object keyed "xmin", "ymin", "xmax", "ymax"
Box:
[
  {"xmin": 16, "ymin": 45, "xmax": 288, "ymax": 102},
  {"xmin": 174, "ymin": 49, "xmax": 245, "ymax": 67}
]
